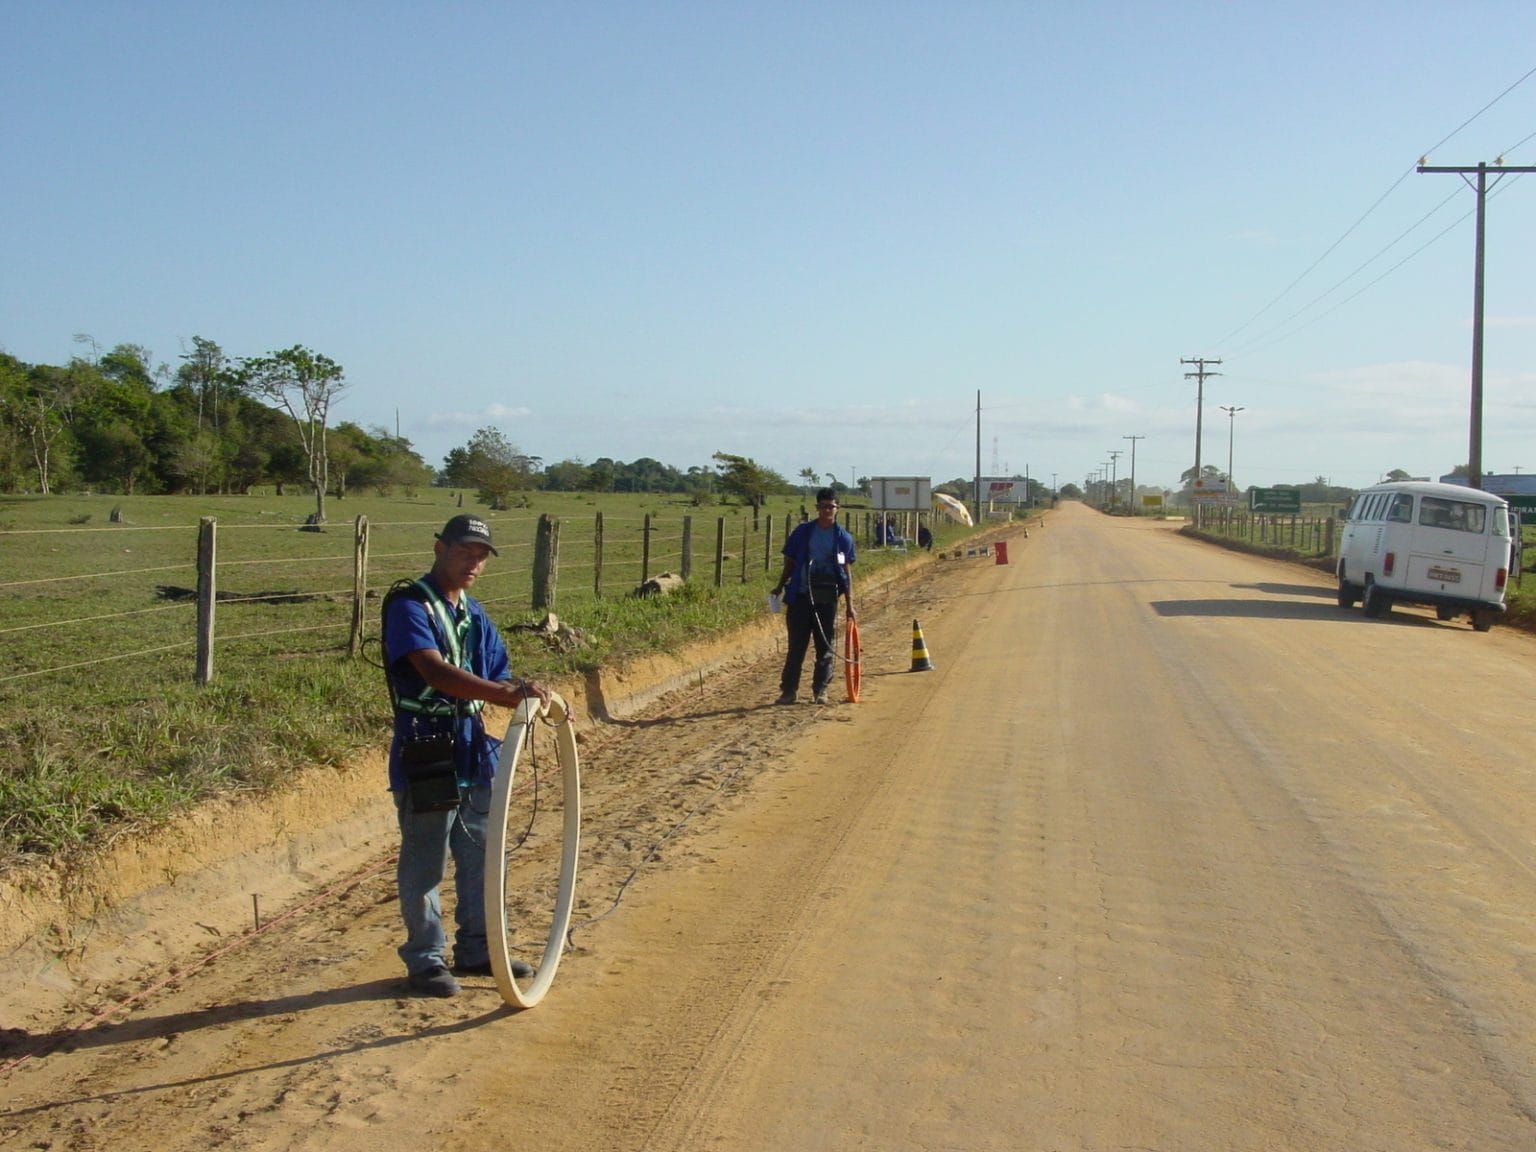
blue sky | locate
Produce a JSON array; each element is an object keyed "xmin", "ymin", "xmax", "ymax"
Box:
[{"xmin": 3, "ymin": 3, "xmax": 1534, "ymax": 493}]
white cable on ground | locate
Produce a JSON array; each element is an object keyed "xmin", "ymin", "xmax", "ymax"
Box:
[{"xmin": 484, "ymin": 692, "xmax": 581, "ymax": 1010}]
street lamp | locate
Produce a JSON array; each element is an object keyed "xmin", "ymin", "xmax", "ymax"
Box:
[{"xmin": 1219, "ymin": 406, "xmax": 1245, "ymax": 499}]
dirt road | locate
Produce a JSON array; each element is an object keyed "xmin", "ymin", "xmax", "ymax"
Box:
[{"xmin": 7, "ymin": 502, "xmax": 1536, "ymax": 1150}]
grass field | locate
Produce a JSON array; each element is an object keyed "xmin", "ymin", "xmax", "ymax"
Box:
[{"xmin": 0, "ymin": 488, "xmax": 971, "ymax": 866}]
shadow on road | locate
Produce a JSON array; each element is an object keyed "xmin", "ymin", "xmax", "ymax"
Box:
[
  {"xmin": 1, "ymin": 981, "xmax": 509, "ymax": 1118},
  {"xmin": 1151, "ymin": 598, "xmax": 1444, "ymax": 626},
  {"xmin": 2, "ymin": 978, "xmax": 415, "ymax": 1061},
  {"xmin": 1229, "ymin": 582, "xmax": 1335, "ymax": 599}
]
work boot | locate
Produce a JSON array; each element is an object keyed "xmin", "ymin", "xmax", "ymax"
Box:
[
  {"xmin": 812, "ymin": 690, "xmax": 829, "ymax": 704},
  {"xmin": 406, "ymin": 964, "xmax": 460, "ymax": 998},
  {"xmin": 453, "ymin": 958, "xmax": 535, "ymax": 980},
  {"xmin": 775, "ymin": 691, "xmax": 796, "ymax": 705}
]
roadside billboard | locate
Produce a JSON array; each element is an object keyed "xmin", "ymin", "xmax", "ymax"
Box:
[
  {"xmin": 985, "ymin": 478, "xmax": 1029, "ymax": 504},
  {"xmin": 868, "ymin": 476, "xmax": 932, "ymax": 512}
]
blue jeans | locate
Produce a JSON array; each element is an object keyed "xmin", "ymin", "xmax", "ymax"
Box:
[
  {"xmin": 781, "ymin": 597, "xmax": 837, "ymax": 696},
  {"xmin": 394, "ymin": 784, "xmax": 491, "ymax": 974}
]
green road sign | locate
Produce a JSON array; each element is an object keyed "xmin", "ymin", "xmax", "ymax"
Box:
[{"xmin": 1250, "ymin": 487, "xmax": 1302, "ymax": 514}]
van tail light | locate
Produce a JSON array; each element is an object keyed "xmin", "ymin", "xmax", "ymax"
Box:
[
  {"xmin": 1497, "ymin": 567, "xmax": 1507, "ymax": 590},
  {"xmin": 1383, "ymin": 551, "xmax": 1396, "ymax": 577}
]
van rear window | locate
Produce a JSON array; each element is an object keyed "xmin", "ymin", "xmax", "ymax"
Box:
[{"xmin": 1418, "ymin": 497, "xmax": 1487, "ymax": 534}]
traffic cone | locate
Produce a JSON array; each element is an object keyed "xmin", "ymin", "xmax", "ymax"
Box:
[{"xmin": 909, "ymin": 619, "xmax": 935, "ymax": 672}]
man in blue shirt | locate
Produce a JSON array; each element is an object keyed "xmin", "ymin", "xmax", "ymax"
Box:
[
  {"xmin": 383, "ymin": 514, "xmax": 550, "ymax": 997},
  {"xmin": 770, "ymin": 488, "xmax": 857, "ymax": 705}
]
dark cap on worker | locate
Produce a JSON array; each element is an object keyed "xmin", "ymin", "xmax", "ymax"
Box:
[{"xmin": 436, "ymin": 514, "xmax": 498, "ymax": 555}]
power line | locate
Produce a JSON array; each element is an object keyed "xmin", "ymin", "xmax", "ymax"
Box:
[
  {"xmin": 1420, "ymin": 63, "xmax": 1536, "ymax": 160},
  {"xmin": 1212, "ymin": 170, "xmax": 1416, "ymax": 348},
  {"xmin": 1232, "ymin": 174, "xmax": 1526, "ymax": 359},
  {"xmin": 1225, "ymin": 185, "xmax": 1467, "ymax": 357},
  {"xmin": 1210, "ymin": 64, "xmax": 1536, "ymax": 351}
]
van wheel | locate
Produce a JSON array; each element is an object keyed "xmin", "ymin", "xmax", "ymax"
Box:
[
  {"xmin": 1363, "ymin": 582, "xmax": 1390, "ymax": 618},
  {"xmin": 1337, "ymin": 577, "xmax": 1360, "ymax": 608},
  {"xmin": 1472, "ymin": 610, "xmax": 1495, "ymax": 633},
  {"xmin": 1435, "ymin": 606, "xmax": 1455, "ymax": 621}
]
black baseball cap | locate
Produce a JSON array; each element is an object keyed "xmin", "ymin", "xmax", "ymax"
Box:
[{"xmin": 436, "ymin": 514, "xmax": 498, "ymax": 555}]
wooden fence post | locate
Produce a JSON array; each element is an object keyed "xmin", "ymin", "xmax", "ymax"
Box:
[
  {"xmin": 594, "ymin": 511, "xmax": 604, "ymax": 598},
  {"xmin": 349, "ymin": 514, "xmax": 369, "ymax": 657},
  {"xmin": 642, "ymin": 513, "xmax": 652, "ymax": 583},
  {"xmin": 740, "ymin": 519, "xmax": 749, "ymax": 583},
  {"xmin": 714, "ymin": 517, "xmax": 725, "ymax": 588},
  {"xmin": 681, "ymin": 515, "xmax": 692, "ymax": 580},
  {"xmin": 195, "ymin": 517, "xmax": 216, "ymax": 685},
  {"xmin": 533, "ymin": 514, "xmax": 559, "ymax": 611},
  {"xmin": 763, "ymin": 512, "xmax": 773, "ymax": 572}
]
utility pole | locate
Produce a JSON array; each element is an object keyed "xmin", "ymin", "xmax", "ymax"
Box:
[
  {"xmin": 1123, "ymin": 435, "xmax": 1144, "ymax": 515},
  {"xmin": 974, "ymin": 390, "xmax": 982, "ymax": 525},
  {"xmin": 1106, "ymin": 450, "xmax": 1123, "ymax": 511},
  {"xmin": 1219, "ymin": 406, "xmax": 1244, "ymax": 498},
  {"xmin": 1182, "ymin": 358, "xmax": 1222, "ymax": 486},
  {"xmin": 1417, "ymin": 159, "xmax": 1536, "ymax": 489}
]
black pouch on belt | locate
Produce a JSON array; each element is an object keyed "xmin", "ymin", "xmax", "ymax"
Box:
[
  {"xmin": 400, "ymin": 733, "xmax": 462, "ymax": 813},
  {"xmin": 809, "ymin": 577, "xmax": 840, "ymax": 606}
]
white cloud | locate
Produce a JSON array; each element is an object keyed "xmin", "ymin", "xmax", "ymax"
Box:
[{"xmin": 425, "ymin": 403, "xmax": 533, "ymax": 428}]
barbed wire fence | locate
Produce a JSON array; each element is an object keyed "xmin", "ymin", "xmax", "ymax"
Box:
[{"xmin": 0, "ymin": 506, "xmax": 931, "ymax": 691}]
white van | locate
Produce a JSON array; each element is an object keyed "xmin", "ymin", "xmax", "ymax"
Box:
[{"xmin": 1336, "ymin": 481, "xmax": 1513, "ymax": 631}]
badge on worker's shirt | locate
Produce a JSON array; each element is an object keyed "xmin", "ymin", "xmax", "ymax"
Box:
[{"xmin": 837, "ymin": 551, "xmax": 847, "ymax": 565}]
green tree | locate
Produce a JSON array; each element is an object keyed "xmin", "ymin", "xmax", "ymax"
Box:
[
  {"xmin": 439, "ymin": 445, "xmax": 474, "ymax": 488},
  {"xmin": 327, "ymin": 421, "xmax": 370, "ymax": 498},
  {"xmin": 583, "ymin": 457, "xmax": 616, "ymax": 492},
  {"xmin": 346, "ymin": 425, "xmax": 431, "ymax": 496},
  {"xmin": 8, "ymin": 361, "xmax": 84, "ymax": 494},
  {"xmin": 682, "ymin": 464, "xmax": 715, "ymax": 502},
  {"xmin": 0, "ymin": 353, "xmax": 33, "ymax": 491},
  {"xmin": 70, "ymin": 346, "xmax": 158, "ymax": 494},
  {"xmin": 451, "ymin": 427, "xmax": 540, "ymax": 510},
  {"xmin": 176, "ymin": 336, "xmax": 229, "ymax": 435},
  {"xmin": 167, "ymin": 430, "xmax": 222, "ymax": 494},
  {"xmin": 712, "ymin": 451, "xmax": 786, "ymax": 509},
  {"xmin": 541, "ymin": 458, "xmax": 590, "ymax": 491},
  {"xmin": 238, "ymin": 346, "xmax": 347, "ymax": 522},
  {"xmin": 1179, "ymin": 464, "xmax": 1226, "ymax": 490}
]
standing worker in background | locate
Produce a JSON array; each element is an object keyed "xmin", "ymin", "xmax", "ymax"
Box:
[
  {"xmin": 771, "ymin": 488, "xmax": 857, "ymax": 705},
  {"xmin": 382, "ymin": 514, "xmax": 551, "ymax": 998}
]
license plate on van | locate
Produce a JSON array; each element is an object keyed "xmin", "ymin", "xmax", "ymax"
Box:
[{"xmin": 1428, "ymin": 566, "xmax": 1461, "ymax": 583}]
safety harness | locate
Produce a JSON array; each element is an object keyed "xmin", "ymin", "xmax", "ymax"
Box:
[{"xmin": 383, "ymin": 578, "xmax": 485, "ymax": 721}]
